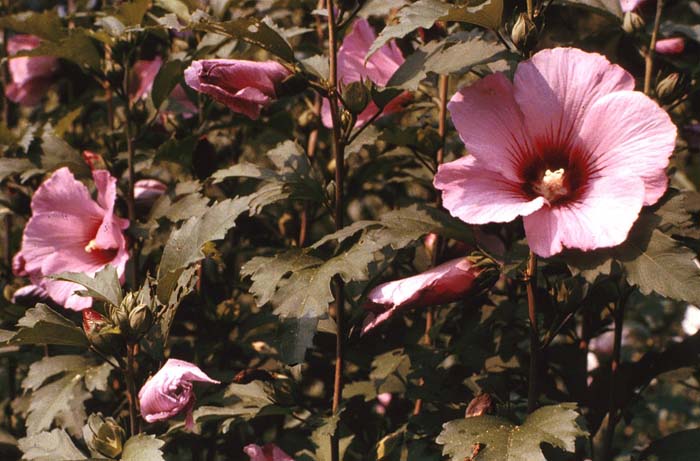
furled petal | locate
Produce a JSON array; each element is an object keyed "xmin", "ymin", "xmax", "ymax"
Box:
[
  {"xmin": 447, "ymin": 73, "xmax": 533, "ymax": 182},
  {"xmin": 138, "ymin": 359, "xmax": 219, "ymax": 427},
  {"xmin": 362, "ymin": 257, "xmax": 480, "ymax": 333},
  {"xmin": 513, "ymin": 48, "xmax": 635, "ymax": 146},
  {"xmin": 577, "ymin": 90, "xmax": 677, "ymax": 205},
  {"xmin": 655, "ymin": 37, "xmax": 685, "ymax": 55},
  {"xmin": 244, "ymin": 443, "xmax": 295, "ymax": 461},
  {"xmin": 434, "ymin": 156, "xmax": 545, "ymax": 225},
  {"xmin": 523, "ymin": 175, "xmax": 645, "ymax": 257}
]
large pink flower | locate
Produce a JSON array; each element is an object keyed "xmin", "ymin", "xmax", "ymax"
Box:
[
  {"xmin": 13, "ymin": 167, "xmax": 129, "ymax": 310},
  {"xmin": 5, "ymin": 35, "xmax": 59, "ymax": 106},
  {"xmin": 321, "ymin": 18, "xmax": 409, "ymax": 128},
  {"xmin": 244, "ymin": 444, "xmax": 295, "ymax": 461},
  {"xmin": 185, "ymin": 59, "xmax": 291, "ymax": 120},
  {"xmin": 138, "ymin": 358, "xmax": 220, "ymax": 430},
  {"xmin": 362, "ymin": 257, "xmax": 479, "ymax": 333},
  {"xmin": 434, "ymin": 48, "xmax": 676, "ymax": 257}
]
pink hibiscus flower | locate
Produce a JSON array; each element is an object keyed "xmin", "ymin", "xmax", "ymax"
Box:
[
  {"xmin": 321, "ymin": 18, "xmax": 410, "ymax": 128},
  {"xmin": 185, "ymin": 59, "xmax": 292, "ymax": 120},
  {"xmin": 362, "ymin": 257, "xmax": 480, "ymax": 333},
  {"xmin": 13, "ymin": 167, "xmax": 129, "ymax": 310},
  {"xmin": 139, "ymin": 358, "xmax": 220, "ymax": 430},
  {"xmin": 244, "ymin": 444, "xmax": 295, "ymax": 461},
  {"xmin": 5, "ymin": 35, "xmax": 59, "ymax": 106},
  {"xmin": 434, "ymin": 48, "xmax": 676, "ymax": 257}
]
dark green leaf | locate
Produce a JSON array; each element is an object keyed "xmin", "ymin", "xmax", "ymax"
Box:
[
  {"xmin": 117, "ymin": 0, "xmax": 151, "ymax": 26},
  {"xmin": 9, "ymin": 304, "xmax": 88, "ymax": 348},
  {"xmin": 152, "ymin": 60, "xmax": 187, "ymax": 109},
  {"xmin": 154, "ymin": 135, "xmax": 199, "ymax": 167},
  {"xmin": 20, "ymin": 31, "xmax": 101, "ymax": 70},
  {"xmin": 436, "ymin": 403, "xmax": 587, "ymax": 461},
  {"xmin": 639, "ymin": 429, "xmax": 700, "ymax": 461},
  {"xmin": 51, "ymin": 265, "xmax": 123, "ymax": 307},
  {"xmin": 554, "ymin": 0, "xmax": 622, "ymax": 17},
  {"xmin": 0, "ymin": 11, "xmax": 66, "ymax": 41}
]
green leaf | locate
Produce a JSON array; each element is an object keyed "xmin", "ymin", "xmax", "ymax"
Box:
[
  {"xmin": 192, "ymin": 381, "xmax": 275, "ymax": 432},
  {"xmin": 0, "ymin": 158, "xmax": 34, "ymax": 182},
  {"xmin": 152, "ymin": 60, "xmax": 187, "ymax": 109},
  {"xmin": 0, "ymin": 11, "xmax": 66, "ymax": 41},
  {"xmin": 39, "ymin": 127, "xmax": 90, "ymax": 177},
  {"xmin": 121, "ymin": 434, "xmax": 165, "ymax": 461},
  {"xmin": 18, "ymin": 429, "xmax": 86, "ymax": 460},
  {"xmin": 554, "ymin": 0, "xmax": 622, "ymax": 17},
  {"xmin": 367, "ymin": 0, "xmax": 503, "ymax": 59},
  {"xmin": 191, "ymin": 15, "xmax": 295, "ymax": 62},
  {"xmin": 20, "ymin": 31, "xmax": 101, "ymax": 70},
  {"xmin": 437, "ymin": 403, "xmax": 587, "ymax": 461},
  {"xmin": 157, "ymin": 197, "xmax": 249, "ymax": 303},
  {"xmin": 276, "ymin": 317, "xmax": 319, "ymax": 364},
  {"xmin": 155, "ymin": 135, "xmax": 199, "ymax": 167},
  {"xmin": 388, "ymin": 34, "xmax": 507, "ymax": 90},
  {"xmin": 639, "ymin": 429, "xmax": 700, "ymax": 461},
  {"xmin": 22, "ymin": 355, "xmax": 112, "ymax": 436},
  {"xmin": 52, "ymin": 265, "xmax": 123, "ymax": 307},
  {"xmin": 117, "ymin": 0, "xmax": 151, "ymax": 26},
  {"xmin": 345, "ymin": 349, "xmax": 411, "ymax": 401},
  {"xmin": 9, "ymin": 304, "xmax": 88, "ymax": 348}
]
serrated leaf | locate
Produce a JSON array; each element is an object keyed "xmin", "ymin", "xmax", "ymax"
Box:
[
  {"xmin": 121, "ymin": 434, "xmax": 165, "ymax": 461},
  {"xmin": 0, "ymin": 158, "xmax": 34, "ymax": 181},
  {"xmin": 18, "ymin": 429, "xmax": 86, "ymax": 460},
  {"xmin": 20, "ymin": 31, "xmax": 101, "ymax": 70},
  {"xmin": 155, "ymin": 135, "xmax": 199, "ymax": 167},
  {"xmin": 192, "ymin": 381, "xmax": 274, "ymax": 432},
  {"xmin": 436, "ymin": 403, "xmax": 587, "ymax": 461},
  {"xmin": 277, "ymin": 317, "xmax": 319, "ymax": 364},
  {"xmin": 152, "ymin": 59, "xmax": 187, "ymax": 109},
  {"xmin": 367, "ymin": 0, "xmax": 503, "ymax": 59},
  {"xmin": 639, "ymin": 429, "xmax": 700, "ymax": 461},
  {"xmin": 388, "ymin": 34, "xmax": 507, "ymax": 90},
  {"xmin": 52, "ymin": 265, "xmax": 123, "ymax": 307},
  {"xmin": 9, "ymin": 304, "xmax": 88, "ymax": 348},
  {"xmin": 0, "ymin": 11, "xmax": 66, "ymax": 41},
  {"xmin": 191, "ymin": 15, "xmax": 295, "ymax": 62},
  {"xmin": 117, "ymin": 0, "xmax": 151, "ymax": 26},
  {"xmin": 157, "ymin": 198, "xmax": 249, "ymax": 303}
]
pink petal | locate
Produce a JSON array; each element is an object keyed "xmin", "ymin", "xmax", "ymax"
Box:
[
  {"xmin": 577, "ymin": 90, "xmax": 677, "ymax": 205},
  {"xmin": 447, "ymin": 73, "xmax": 533, "ymax": 182},
  {"xmin": 620, "ymin": 0, "xmax": 644, "ymax": 12},
  {"xmin": 513, "ymin": 48, "xmax": 634, "ymax": 147},
  {"xmin": 434, "ymin": 156, "xmax": 545, "ymax": 225},
  {"xmin": 244, "ymin": 444, "xmax": 295, "ymax": 461},
  {"xmin": 30, "ymin": 167, "xmax": 103, "ymax": 217},
  {"xmin": 129, "ymin": 57, "xmax": 163, "ymax": 102},
  {"xmin": 655, "ymin": 37, "xmax": 685, "ymax": 55},
  {"xmin": 42, "ymin": 280, "xmax": 94, "ymax": 311},
  {"xmin": 11, "ymin": 284, "xmax": 48, "ymax": 305},
  {"xmin": 523, "ymin": 175, "xmax": 645, "ymax": 257},
  {"xmin": 362, "ymin": 257, "xmax": 480, "ymax": 333},
  {"xmin": 135, "ymin": 179, "xmax": 167, "ymax": 205}
]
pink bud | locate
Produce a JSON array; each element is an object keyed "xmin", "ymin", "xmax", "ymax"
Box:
[
  {"xmin": 362, "ymin": 257, "xmax": 480, "ymax": 334},
  {"xmin": 138, "ymin": 359, "xmax": 220, "ymax": 431},
  {"xmin": 134, "ymin": 179, "xmax": 167, "ymax": 207},
  {"xmin": 184, "ymin": 59, "xmax": 292, "ymax": 120},
  {"xmin": 243, "ymin": 444, "xmax": 295, "ymax": 461},
  {"xmin": 655, "ymin": 37, "xmax": 685, "ymax": 55}
]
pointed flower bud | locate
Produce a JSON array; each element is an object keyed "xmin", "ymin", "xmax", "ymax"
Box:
[
  {"xmin": 622, "ymin": 11, "xmax": 645, "ymax": 34},
  {"xmin": 343, "ymin": 81, "xmax": 370, "ymax": 115},
  {"xmin": 85, "ymin": 413, "xmax": 126, "ymax": 459}
]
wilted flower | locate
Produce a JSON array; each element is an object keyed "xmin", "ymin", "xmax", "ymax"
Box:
[
  {"xmin": 134, "ymin": 179, "xmax": 167, "ymax": 207},
  {"xmin": 362, "ymin": 257, "xmax": 481, "ymax": 333},
  {"xmin": 655, "ymin": 37, "xmax": 685, "ymax": 55},
  {"xmin": 138, "ymin": 358, "xmax": 220, "ymax": 430},
  {"xmin": 243, "ymin": 444, "xmax": 295, "ymax": 461},
  {"xmin": 13, "ymin": 167, "xmax": 130, "ymax": 310},
  {"xmin": 435, "ymin": 48, "xmax": 676, "ymax": 257},
  {"xmin": 321, "ymin": 18, "xmax": 410, "ymax": 128},
  {"xmin": 5, "ymin": 34, "xmax": 59, "ymax": 106},
  {"xmin": 184, "ymin": 59, "xmax": 292, "ymax": 120}
]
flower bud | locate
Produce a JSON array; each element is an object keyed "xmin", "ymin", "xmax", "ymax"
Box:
[
  {"xmin": 342, "ymin": 81, "xmax": 370, "ymax": 115},
  {"xmin": 340, "ymin": 109, "xmax": 354, "ymax": 132},
  {"xmin": 128, "ymin": 303, "xmax": 153, "ymax": 338},
  {"xmin": 86, "ymin": 413, "xmax": 126, "ymax": 459},
  {"xmin": 109, "ymin": 291, "xmax": 153, "ymax": 341},
  {"xmin": 655, "ymin": 72, "xmax": 680, "ymax": 102},
  {"xmin": 511, "ymin": 13, "xmax": 535, "ymax": 50},
  {"xmin": 622, "ymin": 12, "xmax": 645, "ymax": 34},
  {"xmin": 83, "ymin": 308, "xmax": 109, "ymax": 336},
  {"xmin": 83, "ymin": 309, "xmax": 123, "ymax": 353}
]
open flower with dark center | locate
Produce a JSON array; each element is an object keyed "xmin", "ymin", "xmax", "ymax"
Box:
[
  {"xmin": 434, "ymin": 48, "xmax": 676, "ymax": 257},
  {"xmin": 13, "ymin": 167, "xmax": 129, "ymax": 310},
  {"xmin": 139, "ymin": 358, "xmax": 220, "ymax": 430}
]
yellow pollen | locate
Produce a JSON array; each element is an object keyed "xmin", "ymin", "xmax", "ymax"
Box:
[
  {"xmin": 84, "ymin": 239, "xmax": 99, "ymax": 253},
  {"xmin": 533, "ymin": 168, "xmax": 569, "ymax": 202}
]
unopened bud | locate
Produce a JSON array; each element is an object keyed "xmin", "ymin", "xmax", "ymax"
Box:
[
  {"xmin": 622, "ymin": 12, "xmax": 645, "ymax": 34},
  {"xmin": 656, "ymin": 72, "xmax": 680, "ymax": 102},
  {"xmin": 511, "ymin": 13, "xmax": 534, "ymax": 49},
  {"xmin": 466, "ymin": 393, "xmax": 494, "ymax": 417},
  {"xmin": 298, "ymin": 109, "xmax": 316, "ymax": 128},
  {"xmin": 343, "ymin": 81, "xmax": 370, "ymax": 115},
  {"xmin": 128, "ymin": 304, "xmax": 153, "ymax": 337},
  {"xmin": 83, "ymin": 309, "xmax": 109, "ymax": 336},
  {"xmin": 109, "ymin": 291, "xmax": 153, "ymax": 341},
  {"xmin": 86, "ymin": 413, "xmax": 126, "ymax": 459}
]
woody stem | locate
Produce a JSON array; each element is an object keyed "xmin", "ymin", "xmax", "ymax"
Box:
[
  {"xmin": 643, "ymin": 0, "xmax": 664, "ymax": 95},
  {"xmin": 326, "ymin": 1, "xmax": 346, "ymax": 460},
  {"xmin": 526, "ymin": 250, "xmax": 539, "ymax": 413},
  {"xmin": 125, "ymin": 343, "xmax": 139, "ymax": 436}
]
